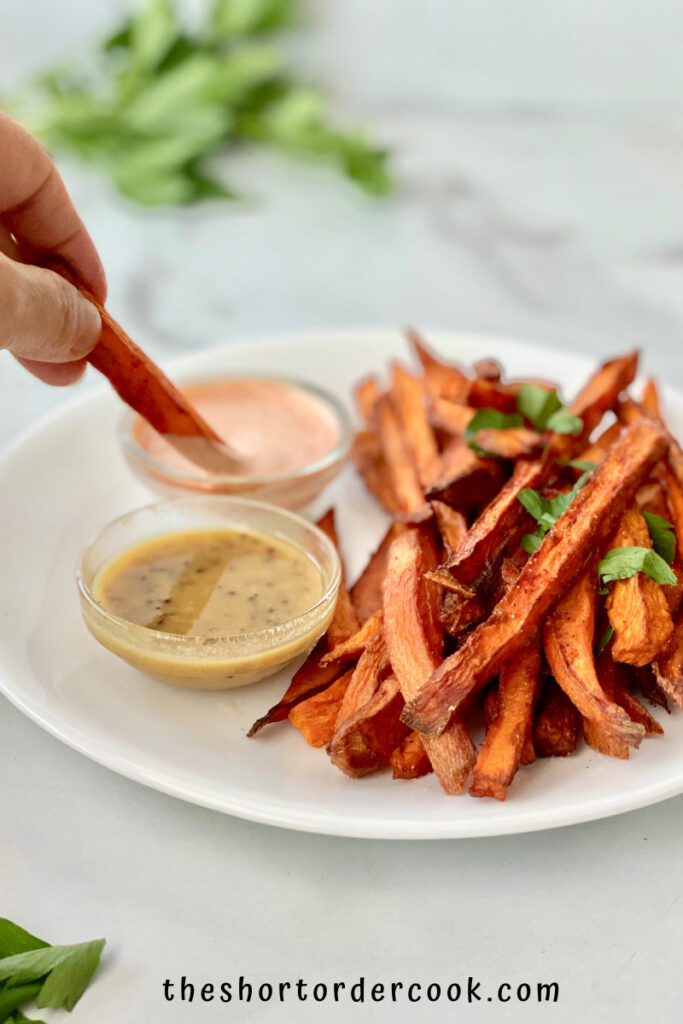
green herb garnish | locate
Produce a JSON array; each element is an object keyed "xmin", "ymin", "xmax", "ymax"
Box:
[
  {"xmin": 565, "ymin": 459, "xmax": 598, "ymax": 473},
  {"xmin": 597, "ymin": 547, "xmax": 677, "ymax": 586},
  {"xmin": 518, "ymin": 470, "xmax": 593, "ymax": 554},
  {"xmin": 465, "ymin": 408, "xmax": 523, "ymax": 457},
  {"xmin": 516, "ymin": 383, "xmax": 583, "ymax": 436},
  {"xmin": 595, "ymin": 625, "xmax": 614, "ymax": 656},
  {"xmin": 0, "ymin": 919, "xmax": 104, "ymax": 1020},
  {"xmin": 5, "ymin": 0, "xmax": 391, "ymax": 205},
  {"xmin": 642, "ymin": 511, "xmax": 676, "ymax": 565}
]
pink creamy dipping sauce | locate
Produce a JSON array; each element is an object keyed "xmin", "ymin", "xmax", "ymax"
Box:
[{"xmin": 122, "ymin": 376, "xmax": 351, "ymax": 509}]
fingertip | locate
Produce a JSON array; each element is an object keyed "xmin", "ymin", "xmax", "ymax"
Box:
[{"xmin": 15, "ymin": 355, "xmax": 88, "ymax": 386}]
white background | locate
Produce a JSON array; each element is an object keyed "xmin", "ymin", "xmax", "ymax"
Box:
[{"xmin": 1, "ymin": 2, "xmax": 682, "ymax": 1021}]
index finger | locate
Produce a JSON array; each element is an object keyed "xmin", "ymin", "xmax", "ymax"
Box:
[{"xmin": 0, "ymin": 112, "xmax": 106, "ymax": 301}]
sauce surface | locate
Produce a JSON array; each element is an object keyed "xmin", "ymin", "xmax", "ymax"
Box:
[
  {"xmin": 95, "ymin": 528, "xmax": 324, "ymax": 637},
  {"xmin": 135, "ymin": 378, "xmax": 340, "ymax": 478}
]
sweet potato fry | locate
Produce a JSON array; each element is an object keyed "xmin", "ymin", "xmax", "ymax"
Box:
[
  {"xmin": 355, "ymin": 375, "xmax": 382, "ymax": 422},
  {"xmin": 641, "ymin": 378, "xmax": 662, "ymax": 420},
  {"xmin": 350, "ymin": 523, "xmax": 404, "ymax": 623},
  {"xmin": 289, "ymin": 670, "xmax": 355, "ymax": 748},
  {"xmin": 333, "ymin": 631, "xmax": 391, "ymax": 728},
  {"xmin": 390, "ymin": 364, "xmax": 441, "ymax": 488},
  {"xmin": 468, "ymin": 377, "xmax": 523, "ymax": 413},
  {"xmin": 315, "ymin": 509, "xmax": 360, "ymax": 647},
  {"xmin": 612, "ymin": 665, "xmax": 663, "ymax": 736},
  {"xmin": 247, "ymin": 509, "xmax": 357, "ymax": 736},
  {"xmin": 473, "ymin": 426, "xmax": 542, "ymax": 460},
  {"xmin": 351, "ymin": 430, "xmax": 398, "ymax": 514},
  {"xmin": 390, "ymin": 731, "xmax": 433, "ymax": 780},
  {"xmin": 474, "ymin": 359, "xmax": 502, "ymax": 381},
  {"xmin": 376, "ymin": 396, "xmax": 432, "ymax": 521},
  {"xmin": 570, "ymin": 351, "xmax": 639, "ymax": 436},
  {"xmin": 583, "ymin": 650, "xmax": 630, "ymax": 759},
  {"xmin": 544, "ymin": 572, "xmax": 644, "ymax": 747},
  {"xmin": 431, "ymin": 501, "xmax": 468, "ymax": 556},
  {"xmin": 320, "ymin": 611, "xmax": 383, "ymax": 667},
  {"xmin": 653, "ymin": 609, "xmax": 683, "ymax": 708},
  {"xmin": 383, "ymin": 528, "xmax": 476, "ymax": 793},
  {"xmin": 403, "ymin": 417, "xmax": 667, "ymax": 737},
  {"xmin": 439, "ymin": 588, "xmax": 486, "ymax": 637},
  {"xmin": 636, "ymin": 666, "xmax": 671, "ymax": 712},
  {"xmin": 533, "ymin": 680, "xmax": 579, "ymax": 757},
  {"xmin": 45, "ymin": 257, "xmax": 240, "ymax": 474},
  {"xmin": 426, "ymin": 437, "xmax": 504, "ymax": 512},
  {"xmin": 428, "ymin": 398, "xmax": 475, "ymax": 437},
  {"xmin": 406, "ymin": 328, "xmax": 470, "ymax": 403},
  {"xmin": 470, "ymin": 641, "xmax": 542, "ymax": 800},
  {"xmin": 327, "ymin": 675, "xmax": 408, "ymax": 778},
  {"xmin": 573, "ymin": 421, "xmax": 622, "ymax": 470},
  {"xmin": 605, "ymin": 508, "xmax": 674, "ymax": 666}
]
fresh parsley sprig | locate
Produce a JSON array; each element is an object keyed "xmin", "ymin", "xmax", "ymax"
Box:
[
  {"xmin": 642, "ymin": 511, "xmax": 676, "ymax": 565},
  {"xmin": 517, "ymin": 470, "xmax": 593, "ymax": 554},
  {"xmin": 595, "ymin": 625, "xmax": 614, "ymax": 656},
  {"xmin": 6, "ymin": 0, "xmax": 392, "ymax": 205},
  {"xmin": 0, "ymin": 919, "xmax": 105, "ymax": 1021},
  {"xmin": 597, "ymin": 547, "xmax": 677, "ymax": 587},
  {"xmin": 516, "ymin": 383, "xmax": 583, "ymax": 436}
]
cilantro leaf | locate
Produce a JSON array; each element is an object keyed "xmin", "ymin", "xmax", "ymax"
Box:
[
  {"xmin": 0, "ymin": 925, "xmax": 105, "ymax": 1018},
  {"xmin": 597, "ymin": 547, "xmax": 677, "ymax": 586},
  {"xmin": 518, "ymin": 470, "xmax": 592, "ymax": 553},
  {"xmin": 566, "ymin": 459, "xmax": 598, "ymax": 472},
  {"xmin": 517, "ymin": 383, "xmax": 583, "ymax": 435},
  {"xmin": 5, "ymin": 0, "xmax": 391, "ymax": 205},
  {"xmin": 464, "ymin": 408, "xmax": 523, "ymax": 457},
  {"xmin": 643, "ymin": 511, "xmax": 676, "ymax": 565},
  {"xmin": 595, "ymin": 625, "xmax": 614, "ymax": 656}
]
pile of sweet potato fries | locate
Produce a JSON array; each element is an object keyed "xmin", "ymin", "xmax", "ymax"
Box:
[{"xmin": 250, "ymin": 331, "xmax": 683, "ymax": 800}]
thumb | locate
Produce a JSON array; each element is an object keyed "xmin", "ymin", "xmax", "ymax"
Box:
[{"xmin": 0, "ymin": 251, "xmax": 101, "ymax": 364}]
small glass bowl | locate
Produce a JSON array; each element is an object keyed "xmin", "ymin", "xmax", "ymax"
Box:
[
  {"xmin": 77, "ymin": 496, "xmax": 341, "ymax": 690},
  {"xmin": 117, "ymin": 375, "xmax": 352, "ymax": 510}
]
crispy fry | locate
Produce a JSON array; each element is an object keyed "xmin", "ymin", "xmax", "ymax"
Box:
[
  {"xmin": 636, "ymin": 666, "xmax": 671, "ymax": 712},
  {"xmin": 355, "ymin": 375, "xmax": 382, "ymax": 422},
  {"xmin": 605, "ymin": 508, "xmax": 674, "ymax": 666},
  {"xmin": 439, "ymin": 588, "xmax": 486, "ymax": 637},
  {"xmin": 315, "ymin": 509, "xmax": 360, "ymax": 647},
  {"xmin": 544, "ymin": 572, "xmax": 644, "ymax": 747},
  {"xmin": 426, "ymin": 437, "xmax": 504, "ymax": 512},
  {"xmin": 390, "ymin": 731, "xmax": 433, "ymax": 779},
  {"xmin": 289, "ymin": 670, "xmax": 354, "ymax": 748},
  {"xmin": 390, "ymin": 364, "xmax": 441, "ymax": 488},
  {"xmin": 583, "ymin": 649, "xmax": 630, "ymax": 759},
  {"xmin": 403, "ymin": 418, "xmax": 667, "ymax": 737},
  {"xmin": 612, "ymin": 665, "xmax": 663, "ymax": 736},
  {"xmin": 573, "ymin": 421, "xmax": 622, "ymax": 470},
  {"xmin": 383, "ymin": 528, "xmax": 476, "ymax": 793},
  {"xmin": 428, "ymin": 398, "xmax": 474, "ymax": 437},
  {"xmin": 470, "ymin": 642, "xmax": 542, "ymax": 800},
  {"xmin": 653, "ymin": 609, "xmax": 683, "ymax": 708},
  {"xmin": 320, "ymin": 611, "xmax": 383, "ymax": 667},
  {"xmin": 473, "ymin": 358, "xmax": 502, "ymax": 381},
  {"xmin": 333, "ymin": 631, "xmax": 390, "ymax": 729},
  {"xmin": 641, "ymin": 378, "xmax": 662, "ymax": 420},
  {"xmin": 468, "ymin": 377, "xmax": 524, "ymax": 413},
  {"xmin": 570, "ymin": 351, "xmax": 639, "ymax": 435},
  {"xmin": 406, "ymin": 328, "xmax": 470, "ymax": 403},
  {"xmin": 351, "ymin": 430, "xmax": 399, "ymax": 514},
  {"xmin": 473, "ymin": 426, "xmax": 541, "ymax": 460},
  {"xmin": 376, "ymin": 396, "xmax": 432, "ymax": 521},
  {"xmin": 533, "ymin": 680, "xmax": 580, "ymax": 757},
  {"xmin": 327, "ymin": 675, "xmax": 408, "ymax": 778},
  {"xmin": 350, "ymin": 523, "xmax": 404, "ymax": 623},
  {"xmin": 247, "ymin": 510, "xmax": 357, "ymax": 736},
  {"xmin": 431, "ymin": 501, "xmax": 468, "ymax": 556}
]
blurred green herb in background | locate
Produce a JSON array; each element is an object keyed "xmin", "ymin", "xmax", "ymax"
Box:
[{"xmin": 6, "ymin": 0, "xmax": 392, "ymax": 205}]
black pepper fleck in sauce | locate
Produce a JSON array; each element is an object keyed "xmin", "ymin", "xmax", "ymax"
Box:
[{"xmin": 95, "ymin": 528, "xmax": 323, "ymax": 638}]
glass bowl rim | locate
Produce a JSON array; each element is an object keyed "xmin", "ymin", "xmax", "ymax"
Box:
[
  {"xmin": 77, "ymin": 494, "xmax": 342, "ymax": 653},
  {"xmin": 117, "ymin": 373, "xmax": 353, "ymax": 487}
]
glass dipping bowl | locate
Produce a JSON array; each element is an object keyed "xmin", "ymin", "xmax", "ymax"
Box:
[
  {"xmin": 77, "ymin": 496, "xmax": 341, "ymax": 690},
  {"xmin": 117, "ymin": 375, "xmax": 352, "ymax": 510}
]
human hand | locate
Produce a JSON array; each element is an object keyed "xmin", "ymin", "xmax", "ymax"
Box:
[{"xmin": 0, "ymin": 112, "xmax": 106, "ymax": 385}]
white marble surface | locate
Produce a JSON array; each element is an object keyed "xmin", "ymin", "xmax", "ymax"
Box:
[{"xmin": 1, "ymin": 3, "xmax": 683, "ymax": 1022}]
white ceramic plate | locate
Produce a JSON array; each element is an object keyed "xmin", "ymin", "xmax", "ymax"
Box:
[{"xmin": 1, "ymin": 330, "xmax": 682, "ymax": 839}]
